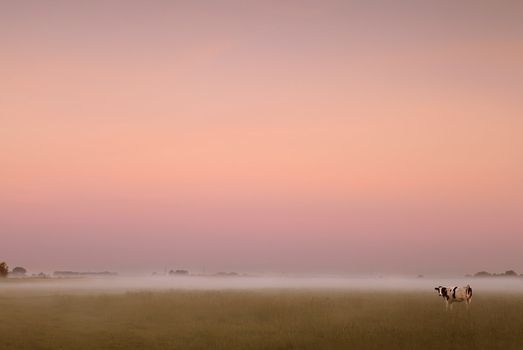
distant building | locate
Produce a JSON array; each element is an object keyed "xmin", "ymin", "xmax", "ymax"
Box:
[
  {"xmin": 53, "ymin": 271, "xmax": 118, "ymax": 277},
  {"xmin": 215, "ymin": 272, "xmax": 239, "ymax": 277},
  {"xmin": 31, "ymin": 272, "xmax": 48, "ymax": 278}
]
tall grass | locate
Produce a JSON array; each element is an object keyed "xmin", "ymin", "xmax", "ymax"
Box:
[{"xmin": 0, "ymin": 289, "xmax": 522, "ymax": 349}]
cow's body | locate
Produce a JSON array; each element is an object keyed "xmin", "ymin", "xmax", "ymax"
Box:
[{"xmin": 434, "ymin": 285, "xmax": 472, "ymax": 310}]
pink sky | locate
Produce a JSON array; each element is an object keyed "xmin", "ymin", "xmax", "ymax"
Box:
[{"xmin": 1, "ymin": 1, "xmax": 522, "ymax": 274}]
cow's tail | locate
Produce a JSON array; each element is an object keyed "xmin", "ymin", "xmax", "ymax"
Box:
[{"xmin": 466, "ymin": 285, "xmax": 472, "ymax": 298}]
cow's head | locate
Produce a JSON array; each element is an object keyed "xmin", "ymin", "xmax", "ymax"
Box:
[{"xmin": 434, "ymin": 286, "xmax": 448, "ymax": 298}]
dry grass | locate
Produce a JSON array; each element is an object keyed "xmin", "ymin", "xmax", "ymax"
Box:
[{"xmin": 0, "ymin": 289, "xmax": 522, "ymax": 349}]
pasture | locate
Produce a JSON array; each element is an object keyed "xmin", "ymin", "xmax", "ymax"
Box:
[{"xmin": 1, "ymin": 283, "xmax": 523, "ymax": 349}]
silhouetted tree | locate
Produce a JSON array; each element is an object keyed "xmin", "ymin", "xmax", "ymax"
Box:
[
  {"xmin": 505, "ymin": 270, "xmax": 518, "ymax": 277},
  {"xmin": 0, "ymin": 262, "xmax": 8, "ymax": 278},
  {"xmin": 12, "ymin": 267, "xmax": 27, "ymax": 276}
]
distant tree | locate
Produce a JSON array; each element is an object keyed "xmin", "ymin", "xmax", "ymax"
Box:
[
  {"xmin": 474, "ymin": 271, "xmax": 491, "ymax": 277},
  {"xmin": 505, "ymin": 270, "xmax": 518, "ymax": 277},
  {"xmin": 0, "ymin": 262, "xmax": 8, "ymax": 278},
  {"xmin": 12, "ymin": 267, "xmax": 27, "ymax": 276}
]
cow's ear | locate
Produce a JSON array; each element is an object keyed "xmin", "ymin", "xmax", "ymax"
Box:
[{"xmin": 434, "ymin": 287, "xmax": 439, "ymax": 290}]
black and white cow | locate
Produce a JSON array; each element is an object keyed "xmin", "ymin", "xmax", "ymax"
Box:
[{"xmin": 434, "ymin": 285, "xmax": 472, "ymax": 310}]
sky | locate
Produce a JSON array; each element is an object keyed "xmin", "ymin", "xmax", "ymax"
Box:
[{"xmin": 1, "ymin": 0, "xmax": 522, "ymax": 275}]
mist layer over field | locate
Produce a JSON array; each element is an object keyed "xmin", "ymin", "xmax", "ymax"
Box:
[
  {"xmin": 2, "ymin": 276, "xmax": 523, "ymax": 349},
  {"xmin": 2, "ymin": 275, "xmax": 523, "ymax": 296}
]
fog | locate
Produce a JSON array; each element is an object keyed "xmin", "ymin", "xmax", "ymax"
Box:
[{"xmin": 2, "ymin": 275, "xmax": 523, "ymax": 295}]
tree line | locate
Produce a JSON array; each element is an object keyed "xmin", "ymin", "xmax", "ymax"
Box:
[{"xmin": 0, "ymin": 262, "xmax": 28, "ymax": 277}]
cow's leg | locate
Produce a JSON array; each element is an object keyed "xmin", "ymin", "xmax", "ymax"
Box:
[{"xmin": 449, "ymin": 301, "xmax": 453, "ymax": 311}]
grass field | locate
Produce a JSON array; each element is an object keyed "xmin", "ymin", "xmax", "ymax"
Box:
[{"xmin": 1, "ymin": 288, "xmax": 523, "ymax": 349}]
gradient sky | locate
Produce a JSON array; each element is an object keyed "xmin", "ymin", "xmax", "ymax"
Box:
[{"xmin": 1, "ymin": 0, "xmax": 522, "ymax": 275}]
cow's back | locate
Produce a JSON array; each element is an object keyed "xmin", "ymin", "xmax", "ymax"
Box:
[{"xmin": 450, "ymin": 286, "xmax": 472, "ymax": 302}]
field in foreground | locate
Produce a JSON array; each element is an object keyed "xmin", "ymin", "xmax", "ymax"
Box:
[{"xmin": 1, "ymin": 289, "xmax": 523, "ymax": 350}]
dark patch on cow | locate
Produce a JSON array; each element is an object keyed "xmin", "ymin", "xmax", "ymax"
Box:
[
  {"xmin": 441, "ymin": 287, "xmax": 448, "ymax": 299},
  {"xmin": 452, "ymin": 286, "xmax": 457, "ymax": 299},
  {"xmin": 467, "ymin": 286, "xmax": 472, "ymax": 297}
]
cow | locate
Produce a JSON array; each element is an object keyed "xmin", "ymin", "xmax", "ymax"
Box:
[{"xmin": 434, "ymin": 285, "xmax": 472, "ymax": 310}]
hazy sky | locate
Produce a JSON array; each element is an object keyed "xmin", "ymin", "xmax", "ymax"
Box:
[{"xmin": 1, "ymin": 0, "xmax": 522, "ymax": 275}]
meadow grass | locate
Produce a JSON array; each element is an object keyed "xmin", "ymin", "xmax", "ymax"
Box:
[{"xmin": 1, "ymin": 288, "xmax": 523, "ymax": 349}]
